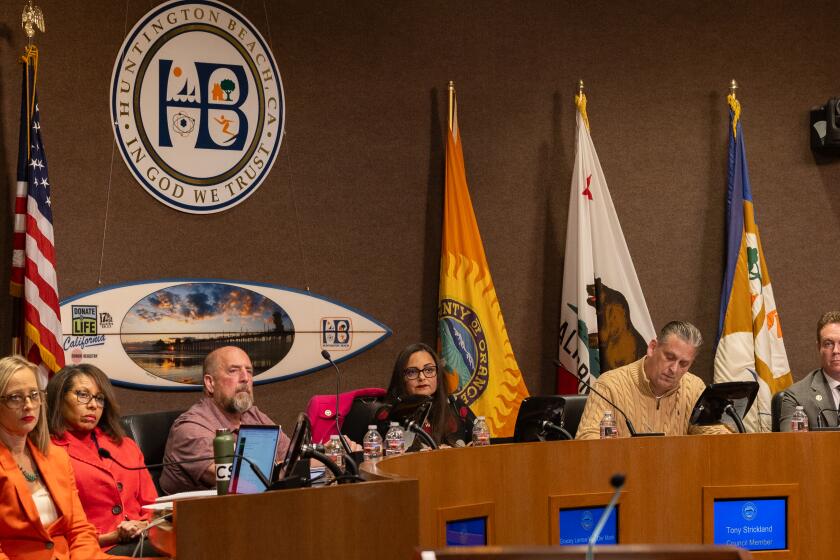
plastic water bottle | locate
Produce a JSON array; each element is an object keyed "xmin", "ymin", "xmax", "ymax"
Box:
[
  {"xmin": 363, "ymin": 425, "xmax": 383, "ymax": 462},
  {"xmin": 213, "ymin": 428, "xmax": 235, "ymax": 495},
  {"xmin": 472, "ymin": 416, "xmax": 491, "ymax": 446},
  {"xmin": 791, "ymin": 406, "xmax": 809, "ymax": 432},
  {"xmin": 599, "ymin": 410, "xmax": 618, "ymax": 439},
  {"xmin": 384, "ymin": 422, "xmax": 406, "ymax": 456},
  {"xmin": 324, "ymin": 435, "xmax": 344, "ymax": 481}
]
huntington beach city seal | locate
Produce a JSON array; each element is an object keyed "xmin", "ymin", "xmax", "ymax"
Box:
[{"xmin": 110, "ymin": 0, "xmax": 284, "ymax": 213}]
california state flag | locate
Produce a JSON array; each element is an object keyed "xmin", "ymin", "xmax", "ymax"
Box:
[
  {"xmin": 557, "ymin": 93, "xmax": 655, "ymax": 394},
  {"xmin": 438, "ymin": 94, "xmax": 529, "ymax": 438}
]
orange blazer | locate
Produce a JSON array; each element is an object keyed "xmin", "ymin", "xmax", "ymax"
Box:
[{"xmin": 0, "ymin": 439, "xmax": 122, "ymax": 560}]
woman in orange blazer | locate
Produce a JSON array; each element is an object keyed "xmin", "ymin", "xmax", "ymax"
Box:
[{"xmin": 0, "ymin": 355, "xmax": 123, "ymax": 560}]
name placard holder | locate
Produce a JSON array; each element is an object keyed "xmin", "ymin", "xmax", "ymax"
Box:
[
  {"xmin": 436, "ymin": 502, "xmax": 495, "ymax": 548},
  {"xmin": 702, "ymin": 483, "xmax": 799, "ymax": 559},
  {"xmin": 549, "ymin": 491, "xmax": 628, "ymax": 546}
]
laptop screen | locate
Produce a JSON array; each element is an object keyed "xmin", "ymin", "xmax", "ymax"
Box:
[{"xmin": 229, "ymin": 424, "xmax": 281, "ymax": 494}]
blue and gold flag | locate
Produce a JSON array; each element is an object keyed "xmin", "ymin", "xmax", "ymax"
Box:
[{"xmin": 714, "ymin": 94, "xmax": 792, "ymax": 432}]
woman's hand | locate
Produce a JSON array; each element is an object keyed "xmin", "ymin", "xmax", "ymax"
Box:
[
  {"xmin": 343, "ymin": 436, "xmax": 362, "ymax": 453},
  {"xmin": 116, "ymin": 519, "xmax": 149, "ymax": 542}
]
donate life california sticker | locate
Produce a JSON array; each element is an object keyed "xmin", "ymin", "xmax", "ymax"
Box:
[{"xmin": 111, "ymin": 0, "xmax": 284, "ymax": 213}]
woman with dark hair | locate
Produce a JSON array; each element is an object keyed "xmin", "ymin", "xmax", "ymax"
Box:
[
  {"xmin": 46, "ymin": 364, "xmax": 160, "ymax": 556},
  {"xmin": 386, "ymin": 343, "xmax": 474, "ymax": 447}
]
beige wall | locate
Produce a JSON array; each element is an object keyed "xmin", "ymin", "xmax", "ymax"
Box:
[{"xmin": 1, "ymin": 1, "xmax": 838, "ymax": 430}]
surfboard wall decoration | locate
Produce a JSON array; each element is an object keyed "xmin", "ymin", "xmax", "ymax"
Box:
[{"xmin": 59, "ymin": 279, "xmax": 391, "ymax": 390}]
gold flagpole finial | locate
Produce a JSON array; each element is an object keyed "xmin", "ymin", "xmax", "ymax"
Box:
[
  {"xmin": 727, "ymin": 79, "xmax": 741, "ymax": 138},
  {"xmin": 448, "ymin": 81, "xmax": 455, "ymax": 132},
  {"xmin": 575, "ymin": 79, "xmax": 590, "ymax": 132},
  {"xmin": 21, "ymin": 0, "xmax": 45, "ymax": 45}
]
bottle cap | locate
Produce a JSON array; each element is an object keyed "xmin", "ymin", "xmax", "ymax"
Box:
[
  {"xmin": 330, "ymin": 434, "xmax": 340, "ymax": 440},
  {"xmin": 215, "ymin": 428, "xmax": 231, "ymax": 435},
  {"xmin": 390, "ymin": 421, "xmax": 399, "ymax": 427},
  {"xmin": 795, "ymin": 405, "xmax": 804, "ymax": 411},
  {"xmin": 476, "ymin": 416, "xmax": 485, "ymax": 420},
  {"xmin": 367, "ymin": 425, "xmax": 377, "ymax": 430}
]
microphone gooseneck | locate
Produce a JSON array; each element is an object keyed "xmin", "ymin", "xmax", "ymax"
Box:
[
  {"xmin": 539, "ymin": 419, "xmax": 573, "ymax": 441},
  {"xmin": 406, "ymin": 421, "xmax": 438, "ymax": 450},
  {"xmin": 300, "ymin": 445, "xmax": 352, "ymax": 483},
  {"xmin": 723, "ymin": 402, "xmax": 747, "ymax": 433},
  {"xmin": 98, "ymin": 448, "xmax": 271, "ymax": 490},
  {"xmin": 321, "ymin": 350, "xmax": 353, "ymax": 456},
  {"xmin": 586, "ymin": 473, "xmax": 626, "ymax": 560}
]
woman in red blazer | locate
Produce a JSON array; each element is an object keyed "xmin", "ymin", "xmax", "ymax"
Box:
[
  {"xmin": 46, "ymin": 364, "xmax": 162, "ymax": 557},
  {"xmin": 0, "ymin": 355, "xmax": 117, "ymax": 560}
]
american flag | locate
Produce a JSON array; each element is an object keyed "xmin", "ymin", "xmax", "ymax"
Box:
[{"xmin": 11, "ymin": 47, "xmax": 64, "ymax": 383}]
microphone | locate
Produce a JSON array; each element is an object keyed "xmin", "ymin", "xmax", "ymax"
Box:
[
  {"xmin": 299, "ymin": 444, "xmax": 356, "ymax": 483},
  {"xmin": 816, "ymin": 405, "xmax": 826, "ymax": 428},
  {"xmin": 97, "ymin": 448, "xmax": 272, "ymax": 491},
  {"xmin": 812, "ymin": 404, "xmax": 840, "ymax": 430},
  {"xmin": 722, "ymin": 402, "xmax": 746, "ymax": 433},
  {"xmin": 586, "ymin": 473, "xmax": 625, "ymax": 560},
  {"xmin": 405, "ymin": 398, "xmax": 438, "ymax": 449},
  {"xmin": 779, "ymin": 391, "xmax": 839, "ymax": 431},
  {"xmin": 406, "ymin": 421, "xmax": 438, "ymax": 449},
  {"xmin": 539, "ymin": 419, "xmax": 573, "ymax": 441},
  {"xmin": 449, "ymin": 394, "xmax": 480, "ymax": 445},
  {"xmin": 554, "ymin": 360, "xmax": 663, "ymax": 437},
  {"xmin": 321, "ymin": 350, "xmax": 353, "ymax": 456}
]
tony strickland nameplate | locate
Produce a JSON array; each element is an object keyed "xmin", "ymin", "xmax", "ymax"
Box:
[{"xmin": 110, "ymin": 0, "xmax": 284, "ymax": 213}]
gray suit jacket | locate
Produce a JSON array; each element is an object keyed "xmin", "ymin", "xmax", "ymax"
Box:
[{"xmin": 779, "ymin": 368, "xmax": 840, "ymax": 431}]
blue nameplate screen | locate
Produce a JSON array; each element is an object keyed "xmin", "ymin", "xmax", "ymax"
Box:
[
  {"xmin": 558, "ymin": 506, "xmax": 618, "ymax": 545},
  {"xmin": 713, "ymin": 498, "xmax": 787, "ymax": 551},
  {"xmin": 445, "ymin": 517, "xmax": 487, "ymax": 546}
]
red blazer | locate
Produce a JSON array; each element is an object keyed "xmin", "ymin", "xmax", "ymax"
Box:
[
  {"xmin": 51, "ymin": 428, "xmax": 157, "ymax": 536},
  {"xmin": 0, "ymin": 439, "xmax": 116, "ymax": 560}
]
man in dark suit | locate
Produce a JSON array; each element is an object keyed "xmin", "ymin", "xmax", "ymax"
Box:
[{"xmin": 779, "ymin": 311, "xmax": 840, "ymax": 430}]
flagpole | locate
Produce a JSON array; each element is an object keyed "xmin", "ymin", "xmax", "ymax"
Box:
[
  {"xmin": 448, "ymin": 81, "xmax": 455, "ymax": 132},
  {"xmin": 12, "ymin": 1, "xmax": 45, "ymax": 356},
  {"xmin": 729, "ymin": 78, "xmax": 738, "ymax": 99}
]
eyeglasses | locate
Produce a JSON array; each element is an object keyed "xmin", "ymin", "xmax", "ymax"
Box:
[
  {"xmin": 73, "ymin": 390, "xmax": 106, "ymax": 408},
  {"xmin": 0, "ymin": 390, "xmax": 44, "ymax": 409},
  {"xmin": 403, "ymin": 366, "xmax": 437, "ymax": 380}
]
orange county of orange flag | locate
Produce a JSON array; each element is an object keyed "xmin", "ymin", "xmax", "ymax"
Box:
[{"xmin": 438, "ymin": 100, "xmax": 529, "ymax": 438}]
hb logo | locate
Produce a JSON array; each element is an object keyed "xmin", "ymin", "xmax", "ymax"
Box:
[
  {"xmin": 71, "ymin": 306, "xmax": 97, "ymax": 336},
  {"xmin": 321, "ymin": 318, "xmax": 352, "ymax": 349},
  {"xmin": 158, "ymin": 59, "xmax": 249, "ymax": 151}
]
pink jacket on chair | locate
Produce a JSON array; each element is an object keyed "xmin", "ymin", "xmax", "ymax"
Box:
[{"xmin": 306, "ymin": 388, "xmax": 387, "ymax": 443}]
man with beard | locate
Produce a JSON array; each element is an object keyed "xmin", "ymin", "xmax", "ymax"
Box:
[{"xmin": 160, "ymin": 346, "xmax": 291, "ymax": 494}]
